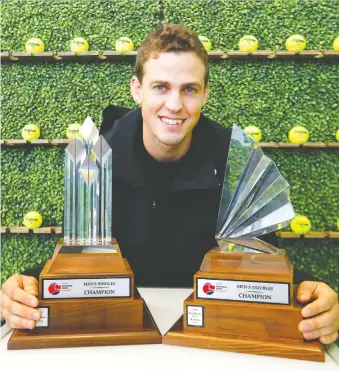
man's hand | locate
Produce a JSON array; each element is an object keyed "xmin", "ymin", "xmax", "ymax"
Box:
[
  {"xmin": 297, "ymin": 281, "xmax": 339, "ymax": 344},
  {"xmin": 1, "ymin": 274, "xmax": 41, "ymax": 329}
]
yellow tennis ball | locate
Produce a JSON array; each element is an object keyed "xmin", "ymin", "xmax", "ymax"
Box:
[
  {"xmin": 333, "ymin": 36, "xmax": 339, "ymax": 51},
  {"xmin": 23, "ymin": 211, "xmax": 43, "ymax": 229},
  {"xmin": 290, "ymin": 215, "xmax": 311, "ymax": 235},
  {"xmin": 288, "ymin": 126, "xmax": 309, "ymax": 144},
  {"xmin": 227, "ymin": 242, "xmax": 235, "ymax": 251},
  {"xmin": 285, "ymin": 34, "xmax": 306, "ymax": 52},
  {"xmin": 337, "ymin": 219, "xmax": 339, "ymax": 230},
  {"xmin": 70, "ymin": 37, "xmax": 89, "ymax": 54},
  {"xmin": 25, "ymin": 38, "xmax": 45, "ymax": 53},
  {"xmin": 198, "ymin": 35, "xmax": 212, "ymax": 52},
  {"xmin": 66, "ymin": 124, "xmax": 82, "ymax": 140},
  {"xmin": 115, "ymin": 37, "xmax": 134, "ymax": 55},
  {"xmin": 244, "ymin": 125, "xmax": 262, "ymax": 142},
  {"xmin": 336, "ymin": 128, "xmax": 339, "ymax": 141},
  {"xmin": 239, "ymin": 35, "xmax": 258, "ymax": 53},
  {"xmin": 21, "ymin": 124, "xmax": 40, "ymax": 141}
]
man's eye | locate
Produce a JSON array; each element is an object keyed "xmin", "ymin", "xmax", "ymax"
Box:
[
  {"xmin": 154, "ymin": 85, "xmax": 165, "ymax": 91},
  {"xmin": 185, "ymin": 87, "xmax": 196, "ymax": 93}
]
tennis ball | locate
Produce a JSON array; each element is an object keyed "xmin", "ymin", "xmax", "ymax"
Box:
[
  {"xmin": 285, "ymin": 34, "xmax": 306, "ymax": 52},
  {"xmin": 333, "ymin": 36, "xmax": 339, "ymax": 51},
  {"xmin": 244, "ymin": 125, "xmax": 262, "ymax": 142},
  {"xmin": 115, "ymin": 37, "xmax": 134, "ymax": 55},
  {"xmin": 337, "ymin": 219, "xmax": 339, "ymax": 230},
  {"xmin": 25, "ymin": 38, "xmax": 45, "ymax": 53},
  {"xmin": 336, "ymin": 128, "xmax": 339, "ymax": 141},
  {"xmin": 23, "ymin": 211, "xmax": 43, "ymax": 229},
  {"xmin": 21, "ymin": 124, "xmax": 40, "ymax": 141},
  {"xmin": 66, "ymin": 124, "xmax": 82, "ymax": 140},
  {"xmin": 239, "ymin": 35, "xmax": 258, "ymax": 53},
  {"xmin": 288, "ymin": 126, "xmax": 309, "ymax": 144},
  {"xmin": 290, "ymin": 215, "xmax": 311, "ymax": 235},
  {"xmin": 228, "ymin": 242, "xmax": 235, "ymax": 251},
  {"xmin": 70, "ymin": 37, "xmax": 89, "ymax": 54},
  {"xmin": 198, "ymin": 35, "xmax": 212, "ymax": 52}
]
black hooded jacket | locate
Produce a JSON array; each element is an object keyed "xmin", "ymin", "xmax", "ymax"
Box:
[
  {"xmin": 101, "ymin": 106, "xmax": 232, "ymax": 287},
  {"xmin": 22, "ymin": 106, "xmax": 313, "ymax": 287}
]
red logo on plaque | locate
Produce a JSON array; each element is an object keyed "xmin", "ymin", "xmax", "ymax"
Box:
[
  {"xmin": 48, "ymin": 283, "xmax": 61, "ymax": 295},
  {"xmin": 202, "ymin": 283, "xmax": 215, "ymax": 295}
]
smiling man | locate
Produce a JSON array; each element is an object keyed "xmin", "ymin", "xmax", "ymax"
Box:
[
  {"xmin": 1, "ymin": 24, "xmax": 338, "ymax": 344},
  {"xmin": 132, "ymin": 50, "xmax": 209, "ymax": 162},
  {"xmin": 101, "ymin": 25, "xmax": 223, "ymax": 290}
]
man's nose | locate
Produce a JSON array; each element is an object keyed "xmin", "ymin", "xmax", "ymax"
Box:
[{"xmin": 165, "ymin": 91, "xmax": 183, "ymax": 112}]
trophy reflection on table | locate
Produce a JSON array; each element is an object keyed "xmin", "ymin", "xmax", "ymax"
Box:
[
  {"xmin": 164, "ymin": 125, "xmax": 324, "ymax": 362},
  {"xmin": 8, "ymin": 117, "xmax": 161, "ymax": 350}
]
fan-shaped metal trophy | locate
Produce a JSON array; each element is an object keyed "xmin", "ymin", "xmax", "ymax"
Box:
[
  {"xmin": 164, "ymin": 125, "xmax": 324, "ymax": 362},
  {"xmin": 8, "ymin": 117, "xmax": 161, "ymax": 350}
]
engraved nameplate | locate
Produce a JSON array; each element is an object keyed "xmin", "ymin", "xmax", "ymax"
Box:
[
  {"xmin": 35, "ymin": 307, "xmax": 49, "ymax": 327},
  {"xmin": 42, "ymin": 277, "xmax": 131, "ymax": 299},
  {"xmin": 186, "ymin": 305, "xmax": 204, "ymax": 327},
  {"xmin": 197, "ymin": 278, "xmax": 289, "ymax": 305}
]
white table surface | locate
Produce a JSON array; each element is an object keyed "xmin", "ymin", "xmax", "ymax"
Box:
[{"xmin": 0, "ymin": 288, "xmax": 338, "ymax": 371}]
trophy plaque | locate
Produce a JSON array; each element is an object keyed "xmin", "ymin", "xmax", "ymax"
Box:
[
  {"xmin": 164, "ymin": 125, "xmax": 324, "ymax": 362},
  {"xmin": 8, "ymin": 117, "xmax": 161, "ymax": 350}
]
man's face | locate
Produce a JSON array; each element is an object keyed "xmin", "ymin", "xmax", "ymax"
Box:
[{"xmin": 131, "ymin": 52, "xmax": 209, "ymax": 155}]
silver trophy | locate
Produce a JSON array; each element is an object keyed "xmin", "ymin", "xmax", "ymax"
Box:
[
  {"xmin": 163, "ymin": 125, "xmax": 324, "ymax": 361},
  {"xmin": 63, "ymin": 116, "xmax": 114, "ymax": 252},
  {"xmin": 6, "ymin": 117, "xmax": 163, "ymax": 351},
  {"xmin": 216, "ymin": 124, "xmax": 295, "ymax": 254}
]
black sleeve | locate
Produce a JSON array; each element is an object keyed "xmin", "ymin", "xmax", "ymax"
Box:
[
  {"xmin": 293, "ymin": 268, "xmax": 317, "ymax": 284},
  {"xmin": 99, "ymin": 105, "xmax": 131, "ymax": 136},
  {"xmin": 260, "ymin": 231, "xmax": 279, "ymax": 247},
  {"xmin": 20, "ymin": 263, "xmax": 45, "ymax": 281},
  {"xmin": 259, "ymin": 232, "xmax": 324, "ymax": 285}
]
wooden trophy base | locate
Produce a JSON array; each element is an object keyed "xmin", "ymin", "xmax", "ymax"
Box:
[
  {"xmin": 163, "ymin": 297, "xmax": 324, "ymax": 362},
  {"xmin": 8, "ymin": 299, "xmax": 161, "ymax": 350},
  {"xmin": 8, "ymin": 239, "xmax": 162, "ymax": 350},
  {"xmin": 163, "ymin": 248, "xmax": 324, "ymax": 362}
]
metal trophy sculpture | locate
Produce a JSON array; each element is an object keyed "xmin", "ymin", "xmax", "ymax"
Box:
[
  {"xmin": 164, "ymin": 125, "xmax": 324, "ymax": 362},
  {"xmin": 215, "ymin": 124, "xmax": 294, "ymax": 254},
  {"xmin": 8, "ymin": 117, "xmax": 161, "ymax": 350},
  {"xmin": 63, "ymin": 116, "xmax": 113, "ymax": 250}
]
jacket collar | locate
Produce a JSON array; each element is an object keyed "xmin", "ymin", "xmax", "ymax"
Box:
[{"xmin": 103, "ymin": 107, "xmax": 226, "ymax": 191}]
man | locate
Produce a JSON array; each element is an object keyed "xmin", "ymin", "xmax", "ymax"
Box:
[{"xmin": 1, "ymin": 24, "xmax": 338, "ymax": 344}]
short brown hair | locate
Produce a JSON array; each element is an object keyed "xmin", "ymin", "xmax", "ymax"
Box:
[{"xmin": 136, "ymin": 24, "xmax": 209, "ymax": 87}]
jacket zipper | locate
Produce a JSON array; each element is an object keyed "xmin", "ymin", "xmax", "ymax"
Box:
[
  {"xmin": 150, "ymin": 200, "xmax": 157, "ymax": 249},
  {"xmin": 151, "ymin": 200, "xmax": 156, "ymax": 229}
]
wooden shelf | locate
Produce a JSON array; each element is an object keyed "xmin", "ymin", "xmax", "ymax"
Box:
[
  {"xmin": 1, "ymin": 139, "xmax": 338, "ymax": 148},
  {"xmin": 328, "ymin": 232, "xmax": 339, "ymax": 238},
  {"xmin": 260, "ymin": 142, "xmax": 339, "ymax": 148},
  {"xmin": 1, "ymin": 139, "xmax": 70, "ymax": 146},
  {"xmin": 1, "ymin": 226, "xmax": 62, "ymax": 234},
  {"xmin": 1, "ymin": 50, "xmax": 339, "ymax": 63},
  {"xmin": 276, "ymin": 231, "xmax": 339, "ymax": 239},
  {"xmin": 327, "ymin": 142, "xmax": 339, "ymax": 148},
  {"xmin": 1, "ymin": 227, "xmax": 338, "ymax": 237}
]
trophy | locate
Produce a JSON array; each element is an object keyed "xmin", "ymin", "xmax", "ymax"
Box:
[
  {"xmin": 8, "ymin": 117, "xmax": 161, "ymax": 350},
  {"xmin": 164, "ymin": 125, "xmax": 324, "ymax": 362}
]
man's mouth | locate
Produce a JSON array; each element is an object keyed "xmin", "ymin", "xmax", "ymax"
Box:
[{"xmin": 160, "ymin": 117, "xmax": 185, "ymax": 126}]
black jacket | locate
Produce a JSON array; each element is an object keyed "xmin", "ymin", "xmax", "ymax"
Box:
[
  {"xmin": 101, "ymin": 106, "xmax": 231, "ymax": 287},
  {"xmin": 22, "ymin": 106, "xmax": 314, "ymax": 287}
]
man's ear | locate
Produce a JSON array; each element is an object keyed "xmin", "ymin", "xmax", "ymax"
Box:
[
  {"xmin": 203, "ymin": 81, "xmax": 210, "ymax": 106},
  {"xmin": 131, "ymin": 76, "xmax": 142, "ymax": 105}
]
